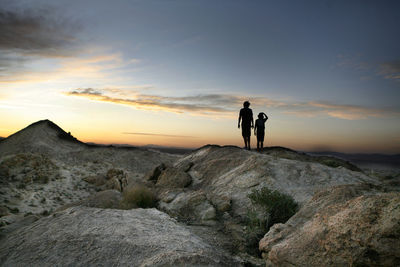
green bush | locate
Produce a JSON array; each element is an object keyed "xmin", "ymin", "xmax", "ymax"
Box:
[
  {"xmin": 121, "ymin": 185, "xmax": 157, "ymax": 209},
  {"xmin": 244, "ymin": 187, "xmax": 298, "ymax": 255},
  {"xmin": 248, "ymin": 187, "xmax": 298, "ymax": 229}
]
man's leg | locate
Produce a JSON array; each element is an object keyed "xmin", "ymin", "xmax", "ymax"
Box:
[
  {"xmin": 247, "ymin": 136, "xmax": 251, "ymax": 150},
  {"xmin": 260, "ymin": 141, "xmax": 263, "ymax": 152}
]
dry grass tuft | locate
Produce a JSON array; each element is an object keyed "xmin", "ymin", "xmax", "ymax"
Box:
[{"xmin": 121, "ymin": 185, "xmax": 157, "ymax": 209}]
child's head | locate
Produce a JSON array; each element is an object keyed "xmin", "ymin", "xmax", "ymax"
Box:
[
  {"xmin": 258, "ymin": 112, "xmax": 263, "ymax": 119},
  {"xmin": 243, "ymin": 101, "xmax": 250, "ymax": 108}
]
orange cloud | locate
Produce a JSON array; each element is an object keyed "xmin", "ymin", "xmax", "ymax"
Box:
[
  {"xmin": 64, "ymin": 88, "xmax": 400, "ymax": 120},
  {"xmin": 65, "ymin": 89, "xmax": 235, "ymax": 116}
]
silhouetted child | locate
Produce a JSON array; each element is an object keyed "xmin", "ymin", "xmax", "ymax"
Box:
[{"xmin": 254, "ymin": 112, "xmax": 268, "ymax": 152}]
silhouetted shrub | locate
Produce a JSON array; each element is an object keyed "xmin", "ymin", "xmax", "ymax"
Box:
[{"xmin": 121, "ymin": 185, "xmax": 157, "ymax": 209}]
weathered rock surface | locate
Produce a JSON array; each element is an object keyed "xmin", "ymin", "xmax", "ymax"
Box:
[
  {"xmin": 259, "ymin": 184, "xmax": 400, "ymax": 266},
  {"xmin": 159, "ymin": 190, "xmax": 217, "ymax": 223},
  {"xmin": 150, "ymin": 145, "xmax": 381, "ymax": 260},
  {"xmin": 156, "ymin": 167, "xmax": 192, "ymax": 188},
  {"xmin": 0, "ymin": 206, "xmax": 242, "ymax": 266},
  {"xmin": 159, "ymin": 145, "xmax": 376, "ymax": 222},
  {"xmin": 58, "ymin": 190, "xmax": 123, "ymax": 211}
]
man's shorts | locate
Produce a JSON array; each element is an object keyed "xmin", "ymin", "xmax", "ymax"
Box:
[{"xmin": 242, "ymin": 124, "xmax": 251, "ymax": 137}]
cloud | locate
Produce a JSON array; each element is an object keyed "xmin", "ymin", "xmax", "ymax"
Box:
[
  {"xmin": 0, "ymin": 4, "xmax": 81, "ymax": 80},
  {"xmin": 0, "ymin": 5, "xmax": 80, "ymax": 57},
  {"xmin": 378, "ymin": 61, "xmax": 400, "ymax": 80},
  {"xmin": 283, "ymin": 101, "xmax": 399, "ymax": 120},
  {"xmin": 65, "ymin": 88, "xmax": 235, "ymax": 115},
  {"xmin": 64, "ymin": 88, "xmax": 400, "ymax": 120},
  {"xmin": 337, "ymin": 55, "xmax": 400, "ymax": 82},
  {"xmin": 0, "ymin": 51, "xmax": 141, "ymax": 84},
  {"xmin": 122, "ymin": 132, "xmax": 196, "ymax": 138}
]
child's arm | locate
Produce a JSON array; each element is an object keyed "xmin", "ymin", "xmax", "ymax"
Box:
[
  {"xmin": 263, "ymin": 113, "xmax": 268, "ymax": 122},
  {"xmin": 254, "ymin": 122, "xmax": 257, "ymax": 135}
]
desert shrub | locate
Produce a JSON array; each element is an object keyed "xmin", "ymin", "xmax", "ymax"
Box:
[
  {"xmin": 244, "ymin": 187, "xmax": 298, "ymax": 255},
  {"xmin": 248, "ymin": 187, "xmax": 298, "ymax": 229},
  {"xmin": 121, "ymin": 185, "xmax": 157, "ymax": 209}
]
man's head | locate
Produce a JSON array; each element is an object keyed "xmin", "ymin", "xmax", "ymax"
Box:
[{"xmin": 243, "ymin": 101, "xmax": 250, "ymax": 108}]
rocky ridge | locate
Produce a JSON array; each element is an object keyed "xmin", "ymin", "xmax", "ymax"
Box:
[{"xmin": 1, "ymin": 120, "xmax": 399, "ymax": 266}]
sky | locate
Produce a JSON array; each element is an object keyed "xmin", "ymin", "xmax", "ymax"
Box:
[{"xmin": 1, "ymin": 0, "xmax": 399, "ymax": 153}]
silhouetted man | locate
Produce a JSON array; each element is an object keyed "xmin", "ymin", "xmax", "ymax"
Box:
[{"xmin": 238, "ymin": 101, "xmax": 254, "ymax": 150}]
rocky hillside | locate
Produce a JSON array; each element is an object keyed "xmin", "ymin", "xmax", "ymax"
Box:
[
  {"xmin": 0, "ymin": 120, "xmax": 85, "ymax": 157},
  {"xmin": 144, "ymin": 145, "xmax": 386, "ymax": 263},
  {"xmin": 0, "ymin": 120, "xmax": 179, "ymax": 225},
  {"xmin": 1, "ymin": 120, "xmax": 399, "ymax": 266}
]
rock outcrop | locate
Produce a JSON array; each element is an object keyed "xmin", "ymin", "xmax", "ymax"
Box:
[
  {"xmin": 0, "ymin": 206, "xmax": 242, "ymax": 266},
  {"xmin": 259, "ymin": 184, "xmax": 400, "ymax": 266},
  {"xmin": 157, "ymin": 145, "xmax": 376, "ymax": 223}
]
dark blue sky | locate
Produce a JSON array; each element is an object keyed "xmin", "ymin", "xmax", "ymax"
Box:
[{"xmin": 83, "ymin": 0, "xmax": 400, "ymax": 105}]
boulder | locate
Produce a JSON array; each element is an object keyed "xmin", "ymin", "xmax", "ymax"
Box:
[
  {"xmin": 259, "ymin": 184, "xmax": 400, "ymax": 266},
  {"xmin": 83, "ymin": 175, "xmax": 106, "ymax": 186},
  {"xmin": 144, "ymin": 163, "xmax": 166, "ymax": 182},
  {"xmin": 84, "ymin": 170, "xmax": 128, "ymax": 192},
  {"xmin": 159, "ymin": 190, "xmax": 217, "ymax": 223},
  {"xmin": 0, "ymin": 206, "xmax": 241, "ymax": 266},
  {"xmin": 156, "ymin": 167, "xmax": 192, "ymax": 188}
]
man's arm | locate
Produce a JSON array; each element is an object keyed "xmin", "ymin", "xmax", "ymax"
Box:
[
  {"xmin": 238, "ymin": 111, "xmax": 242, "ymax": 128},
  {"xmin": 250, "ymin": 111, "xmax": 254, "ymax": 128},
  {"xmin": 254, "ymin": 122, "xmax": 257, "ymax": 135}
]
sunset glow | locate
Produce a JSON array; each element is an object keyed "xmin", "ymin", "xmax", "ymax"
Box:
[{"xmin": 1, "ymin": 0, "xmax": 399, "ymax": 153}]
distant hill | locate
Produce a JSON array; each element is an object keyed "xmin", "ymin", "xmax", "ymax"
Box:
[
  {"xmin": 309, "ymin": 151, "xmax": 400, "ymax": 170},
  {"xmin": 0, "ymin": 119, "xmax": 86, "ymax": 157}
]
